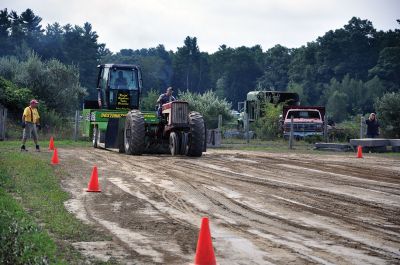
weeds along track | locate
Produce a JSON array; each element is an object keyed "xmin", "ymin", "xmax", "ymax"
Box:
[{"xmin": 60, "ymin": 147, "xmax": 400, "ymax": 265}]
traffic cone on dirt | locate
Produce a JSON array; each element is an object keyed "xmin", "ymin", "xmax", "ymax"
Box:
[
  {"xmin": 51, "ymin": 148, "xmax": 59, "ymax": 164},
  {"xmin": 193, "ymin": 217, "xmax": 217, "ymax": 265},
  {"xmin": 87, "ymin": 166, "xmax": 101, "ymax": 192},
  {"xmin": 357, "ymin": 145, "xmax": 363, "ymax": 158},
  {"xmin": 48, "ymin": 136, "xmax": 55, "ymax": 150}
]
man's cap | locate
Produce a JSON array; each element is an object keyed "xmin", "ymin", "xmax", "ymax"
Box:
[
  {"xmin": 167, "ymin": 87, "xmax": 173, "ymax": 91},
  {"xmin": 30, "ymin": 99, "xmax": 39, "ymax": 105}
]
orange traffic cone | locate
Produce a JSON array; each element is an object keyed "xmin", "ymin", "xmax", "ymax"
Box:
[
  {"xmin": 193, "ymin": 217, "xmax": 217, "ymax": 265},
  {"xmin": 87, "ymin": 166, "xmax": 101, "ymax": 192},
  {"xmin": 51, "ymin": 148, "xmax": 59, "ymax": 164},
  {"xmin": 48, "ymin": 136, "xmax": 55, "ymax": 150},
  {"xmin": 357, "ymin": 145, "xmax": 363, "ymax": 158}
]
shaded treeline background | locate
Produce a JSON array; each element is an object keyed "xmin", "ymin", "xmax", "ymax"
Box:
[{"xmin": 0, "ymin": 8, "xmax": 399, "ymax": 126}]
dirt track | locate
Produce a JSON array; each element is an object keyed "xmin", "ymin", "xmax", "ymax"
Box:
[{"xmin": 58, "ymin": 147, "xmax": 400, "ymax": 265}]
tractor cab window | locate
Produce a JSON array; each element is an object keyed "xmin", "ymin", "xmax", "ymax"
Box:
[
  {"xmin": 110, "ymin": 69, "xmax": 138, "ymax": 90},
  {"xmin": 106, "ymin": 68, "xmax": 140, "ymax": 110}
]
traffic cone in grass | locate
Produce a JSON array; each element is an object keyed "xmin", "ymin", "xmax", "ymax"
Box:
[
  {"xmin": 48, "ymin": 136, "xmax": 55, "ymax": 150},
  {"xmin": 194, "ymin": 217, "xmax": 217, "ymax": 265},
  {"xmin": 357, "ymin": 145, "xmax": 363, "ymax": 158},
  {"xmin": 51, "ymin": 148, "xmax": 59, "ymax": 164},
  {"xmin": 87, "ymin": 166, "xmax": 101, "ymax": 192}
]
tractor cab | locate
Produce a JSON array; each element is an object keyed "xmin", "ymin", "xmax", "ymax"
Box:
[{"xmin": 97, "ymin": 64, "xmax": 142, "ymax": 110}]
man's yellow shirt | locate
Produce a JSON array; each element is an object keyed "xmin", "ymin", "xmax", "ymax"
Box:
[{"xmin": 23, "ymin": 107, "xmax": 40, "ymax": 123}]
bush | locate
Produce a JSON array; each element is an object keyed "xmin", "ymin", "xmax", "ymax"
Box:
[
  {"xmin": 375, "ymin": 92, "xmax": 400, "ymax": 138},
  {"xmin": 0, "ymin": 77, "xmax": 34, "ymax": 113},
  {"xmin": 254, "ymin": 103, "xmax": 283, "ymax": 140},
  {"xmin": 304, "ymin": 135, "xmax": 324, "ymax": 143},
  {"xmin": 140, "ymin": 89, "xmax": 159, "ymax": 111},
  {"xmin": 0, "ymin": 52, "xmax": 86, "ymax": 115},
  {"xmin": 329, "ymin": 117, "xmax": 360, "ymax": 142},
  {"xmin": 178, "ymin": 90, "xmax": 232, "ymax": 128}
]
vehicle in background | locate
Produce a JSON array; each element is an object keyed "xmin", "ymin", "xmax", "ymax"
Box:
[
  {"xmin": 282, "ymin": 106, "xmax": 325, "ymax": 139},
  {"xmin": 238, "ymin": 91, "xmax": 299, "ymax": 128}
]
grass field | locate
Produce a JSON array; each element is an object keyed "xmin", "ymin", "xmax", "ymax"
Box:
[{"xmin": 0, "ymin": 140, "xmax": 116, "ymax": 265}]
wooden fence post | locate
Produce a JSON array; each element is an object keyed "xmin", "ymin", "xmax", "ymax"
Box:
[
  {"xmin": 289, "ymin": 115, "xmax": 294, "ymax": 149},
  {"xmin": 0, "ymin": 105, "xmax": 7, "ymax": 141}
]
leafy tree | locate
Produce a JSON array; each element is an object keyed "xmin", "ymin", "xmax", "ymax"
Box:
[
  {"xmin": 0, "ymin": 9, "xmax": 12, "ymax": 56},
  {"xmin": 210, "ymin": 46, "xmax": 263, "ymax": 107},
  {"xmin": 63, "ymin": 22, "xmax": 103, "ymax": 95},
  {"xmin": 140, "ymin": 89, "xmax": 159, "ymax": 111},
  {"xmin": 361, "ymin": 76, "xmax": 385, "ymax": 113},
  {"xmin": 19, "ymin": 8, "xmax": 44, "ymax": 52},
  {"xmin": 326, "ymin": 90, "xmax": 348, "ymax": 122},
  {"xmin": 172, "ymin": 36, "xmax": 202, "ymax": 91},
  {"xmin": 0, "ymin": 52, "xmax": 86, "ymax": 114},
  {"xmin": 0, "ymin": 76, "xmax": 33, "ymax": 113},
  {"xmin": 369, "ymin": 47, "xmax": 400, "ymax": 92},
  {"xmin": 254, "ymin": 103, "xmax": 283, "ymax": 140},
  {"xmin": 287, "ymin": 82, "xmax": 308, "ymax": 105},
  {"xmin": 374, "ymin": 92, "xmax": 400, "ymax": 138},
  {"xmin": 178, "ymin": 90, "xmax": 232, "ymax": 128},
  {"xmin": 41, "ymin": 22, "xmax": 65, "ymax": 61},
  {"xmin": 257, "ymin": 45, "xmax": 291, "ymax": 90}
]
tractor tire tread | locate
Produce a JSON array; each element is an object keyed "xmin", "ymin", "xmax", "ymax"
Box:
[
  {"xmin": 188, "ymin": 111, "xmax": 205, "ymax": 157},
  {"xmin": 125, "ymin": 110, "xmax": 145, "ymax": 155}
]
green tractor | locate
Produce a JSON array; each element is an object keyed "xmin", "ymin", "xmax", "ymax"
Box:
[{"xmin": 81, "ymin": 64, "xmax": 206, "ymax": 156}]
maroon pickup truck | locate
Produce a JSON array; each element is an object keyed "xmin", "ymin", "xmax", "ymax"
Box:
[{"xmin": 282, "ymin": 106, "xmax": 325, "ymax": 139}]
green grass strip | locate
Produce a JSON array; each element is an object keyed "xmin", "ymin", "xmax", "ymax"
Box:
[
  {"xmin": 0, "ymin": 188, "xmax": 58, "ymax": 265},
  {"xmin": 0, "ymin": 141, "xmax": 112, "ymax": 264}
]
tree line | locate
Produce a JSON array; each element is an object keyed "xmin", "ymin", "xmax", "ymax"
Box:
[{"xmin": 0, "ymin": 8, "xmax": 399, "ymax": 125}]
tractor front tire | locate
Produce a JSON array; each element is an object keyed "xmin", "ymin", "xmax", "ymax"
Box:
[
  {"xmin": 179, "ymin": 132, "xmax": 189, "ymax": 155},
  {"xmin": 124, "ymin": 110, "xmax": 145, "ymax": 155},
  {"xmin": 187, "ymin": 112, "xmax": 205, "ymax": 157},
  {"xmin": 169, "ymin": 132, "xmax": 180, "ymax": 156}
]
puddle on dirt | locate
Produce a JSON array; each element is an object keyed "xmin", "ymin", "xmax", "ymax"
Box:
[
  {"xmin": 213, "ymin": 226, "xmax": 270, "ymax": 265},
  {"xmin": 72, "ymin": 241, "xmax": 132, "ymax": 264}
]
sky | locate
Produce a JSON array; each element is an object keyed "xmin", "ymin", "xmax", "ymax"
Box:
[{"xmin": 2, "ymin": 0, "xmax": 399, "ymax": 53}]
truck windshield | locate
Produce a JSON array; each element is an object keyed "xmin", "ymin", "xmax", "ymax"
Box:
[
  {"xmin": 110, "ymin": 69, "xmax": 138, "ymax": 90},
  {"xmin": 287, "ymin": 111, "xmax": 320, "ymax": 119}
]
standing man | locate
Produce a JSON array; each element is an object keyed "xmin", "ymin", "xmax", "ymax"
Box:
[
  {"xmin": 156, "ymin": 87, "xmax": 176, "ymax": 116},
  {"xmin": 21, "ymin": 99, "xmax": 41, "ymax": 151},
  {"xmin": 365, "ymin": 112, "xmax": 380, "ymax": 138}
]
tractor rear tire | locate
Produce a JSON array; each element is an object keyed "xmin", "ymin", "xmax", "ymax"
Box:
[
  {"xmin": 124, "ymin": 110, "xmax": 145, "ymax": 155},
  {"xmin": 169, "ymin": 132, "xmax": 180, "ymax": 156},
  {"xmin": 187, "ymin": 112, "xmax": 205, "ymax": 157}
]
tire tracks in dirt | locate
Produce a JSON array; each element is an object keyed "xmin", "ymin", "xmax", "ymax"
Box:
[{"xmin": 60, "ymin": 147, "xmax": 400, "ymax": 265}]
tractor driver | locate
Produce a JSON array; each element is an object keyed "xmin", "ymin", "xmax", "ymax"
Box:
[
  {"xmin": 114, "ymin": 71, "xmax": 128, "ymax": 89},
  {"xmin": 156, "ymin": 87, "xmax": 176, "ymax": 117}
]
